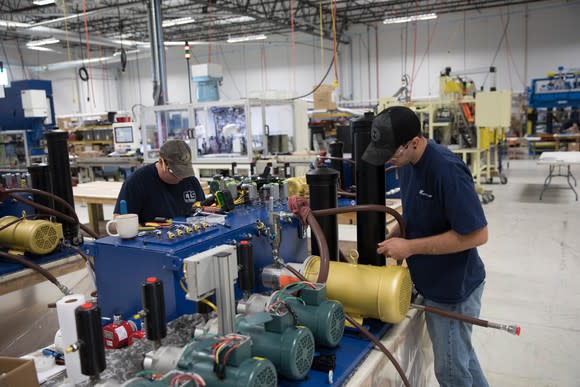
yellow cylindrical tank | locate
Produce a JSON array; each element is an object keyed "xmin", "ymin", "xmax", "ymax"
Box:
[
  {"xmin": 301, "ymin": 256, "xmax": 412, "ymax": 323},
  {"xmin": 0, "ymin": 216, "xmax": 64, "ymax": 255}
]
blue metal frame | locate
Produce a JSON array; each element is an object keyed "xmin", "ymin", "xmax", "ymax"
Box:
[{"xmin": 0, "ymin": 80, "xmax": 56, "ymax": 156}]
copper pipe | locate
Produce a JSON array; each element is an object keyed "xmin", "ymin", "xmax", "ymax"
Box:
[{"xmin": 306, "ymin": 213, "xmax": 330, "ymax": 283}]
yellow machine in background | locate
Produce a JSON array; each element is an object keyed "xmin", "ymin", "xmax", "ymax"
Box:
[
  {"xmin": 0, "ymin": 215, "xmax": 64, "ymax": 255},
  {"xmin": 298, "ymin": 255, "xmax": 413, "ymax": 324},
  {"xmin": 377, "ymin": 70, "xmax": 511, "ymax": 202}
]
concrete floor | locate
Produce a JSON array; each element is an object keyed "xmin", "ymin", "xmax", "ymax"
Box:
[{"xmin": 2, "ymin": 158, "xmax": 580, "ymax": 386}]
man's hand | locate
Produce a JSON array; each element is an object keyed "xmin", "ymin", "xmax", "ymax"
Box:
[{"xmin": 377, "ymin": 238, "xmax": 412, "ymax": 261}]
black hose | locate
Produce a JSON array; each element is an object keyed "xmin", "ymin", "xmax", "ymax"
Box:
[
  {"xmin": 0, "ymin": 251, "xmax": 69, "ymax": 295},
  {"xmin": 5, "ymin": 188, "xmax": 99, "ymax": 239},
  {"xmin": 283, "ymin": 264, "xmax": 410, "ymax": 387},
  {"xmin": 78, "ymin": 66, "xmax": 89, "ymax": 81},
  {"xmin": 67, "ymin": 245, "xmax": 95, "ymax": 272}
]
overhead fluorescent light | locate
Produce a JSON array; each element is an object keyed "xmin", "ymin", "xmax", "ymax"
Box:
[
  {"xmin": 227, "ymin": 34, "xmax": 267, "ymax": 43},
  {"xmin": 162, "ymin": 17, "xmax": 195, "ymax": 27},
  {"xmin": 383, "ymin": 13, "xmax": 437, "ymax": 24},
  {"xmin": 33, "ymin": 0, "xmax": 55, "ymax": 5},
  {"xmin": 214, "ymin": 16, "xmax": 255, "ymax": 25},
  {"xmin": 27, "ymin": 46, "xmax": 56, "ymax": 52},
  {"xmin": 26, "ymin": 38, "xmax": 59, "ymax": 47},
  {"xmin": 164, "ymin": 41, "xmax": 208, "ymax": 46}
]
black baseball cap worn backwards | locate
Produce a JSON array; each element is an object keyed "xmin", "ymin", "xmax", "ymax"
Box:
[
  {"xmin": 362, "ymin": 106, "xmax": 421, "ymax": 166},
  {"xmin": 159, "ymin": 140, "xmax": 195, "ymax": 179}
]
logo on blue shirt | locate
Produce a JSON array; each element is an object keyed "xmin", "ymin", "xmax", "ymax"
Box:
[
  {"xmin": 419, "ymin": 189, "xmax": 433, "ymax": 199},
  {"xmin": 183, "ymin": 191, "xmax": 198, "ymax": 203}
]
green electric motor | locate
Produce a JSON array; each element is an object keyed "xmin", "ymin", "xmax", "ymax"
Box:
[
  {"xmin": 282, "ymin": 284, "xmax": 345, "ymax": 348},
  {"xmin": 236, "ymin": 312, "xmax": 315, "ymax": 380},
  {"xmin": 142, "ymin": 335, "xmax": 277, "ymax": 387}
]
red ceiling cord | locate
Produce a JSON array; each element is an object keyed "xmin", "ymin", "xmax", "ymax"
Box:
[
  {"xmin": 290, "ymin": 0, "xmax": 296, "ymax": 91},
  {"xmin": 331, "ymin": 0, "xmax": 339, "ymax": 85}
]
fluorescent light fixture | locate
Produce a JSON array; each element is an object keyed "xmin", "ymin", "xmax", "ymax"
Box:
[
  {"xmin": 26, "ymin": 38, "xmax": 59, "ymax": 47},
  {"xmin": 383, "ymin": 13, "xmax": 437, "ymax": 24},
  {"xmin": 214, "ymin": 16, "xmax": 255, "ymax": 25},
  {"xmin": 164, "ymin": 41, "xmax": 208, "ymax": 46},
  {"xmin": 162, "ymin": 17, "xmax": 195, "ymax": 27},
  {"xmin": 33, "ymin": 0, "xmax": 55, "ymax": 5},
  {"xmin": 26, "ymin": 46, "xmax": 56, "ymax": 52},
  {"xmin": 227, "ymin": 34, "xmax": 267, "ymax": 43}
]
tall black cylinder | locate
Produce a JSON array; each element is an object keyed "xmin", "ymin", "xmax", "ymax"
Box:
[
  {"xmin": 46, "ymin": 131, "xmax": 78, "ymax": 243},
  {"xmin": 75, "ymin": 302, "xmax": 106, "ymax": 377},
  {"xmin": 28, "ymin": 164, "xmax": 53, "ymax": 210},
  {"xmin": 353, "ymin": 112, "xmax": 385, "ymax": 266},
  {"xmin": 142, "ymin": 277, "xmax": 167, "ymax": 341},
  {"xmin": 328, "ymin": 141, "xmax": 344, "ymax": 189},
  {"xmin": 306, "ymin": 166, "xmax": 339, "ymax": 261},
  {"xmin": 237, "ymin": 240, "xmax": 255, "ymax": 292}
]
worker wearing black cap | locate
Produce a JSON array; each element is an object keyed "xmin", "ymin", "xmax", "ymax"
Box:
[
  {"xmin": 114, "ymin": 139, "xmax": 205, "ymax": 223},
  {"xmin": 363, "ymin": 106, "xmax": 489, "ymax": 387}
]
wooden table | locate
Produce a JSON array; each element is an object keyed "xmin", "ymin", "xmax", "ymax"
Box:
[{"xmin": 73, "ymin": 181, "xmax": 123, "ymax": 235}]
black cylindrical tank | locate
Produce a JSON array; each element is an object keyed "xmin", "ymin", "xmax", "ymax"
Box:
[
  {"xmin": 28, "ymin": 163, "xmax": 53, "ymax": 210},
  {"xmin": 352, "ymin": 112, "xmax": 385, "ymax": 266},
  {"xmin": 142, "ymin": 277, "xmax": 167, "ymax": 341},
  {"xmin": 306, "ymin": 166, "xmax": 339, "ymax": 261},
  {"xmin": 237, "ymin": 240, "xmax": 255, "ymax": 292},
  {"xmin": 328, "ymin": 141, "xmax": 344, "ymax": 188},
  {"xmin": 46, "ymin": 131, "xmax": 79, "ymax": 243},
  {"xmin": 75, "ymin": 302, "xmax": 106, "ymax": 377}
]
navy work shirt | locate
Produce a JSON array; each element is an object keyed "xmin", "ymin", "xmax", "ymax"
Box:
[
  {"xmin": 398, "ymin": 140, "xmax": 487, "ymax": 303},
  {"xmin": 114, "ymin": 163, "xmax": 205, "ymax": 223}
]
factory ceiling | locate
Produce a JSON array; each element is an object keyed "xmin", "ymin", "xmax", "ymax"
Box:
[{"xmin": 1, "ymin": 0, "xmax": 548, "ymax": 52}]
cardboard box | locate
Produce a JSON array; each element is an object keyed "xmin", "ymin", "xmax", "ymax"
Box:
[
  {"xmin": 568, "ymin": 143, "xmax": 580, "ymax": 151},
  {"xmin": 0, "ymin": 357, "xmax": 39, "ymax": 387},
  {"xmin": 313, "ymin": 84, "xmax": 336, "ymax": 110}
]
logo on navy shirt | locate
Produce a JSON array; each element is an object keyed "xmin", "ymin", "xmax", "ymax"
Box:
[
  {"xmin": 183, "ymin": 191, "xmax": 197, "ymax": 203},
  {"xmin": 418, "ymin": 189, "xmax": 433, "ymax": 199}
]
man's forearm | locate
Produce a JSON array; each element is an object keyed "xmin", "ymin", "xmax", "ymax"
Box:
[{"xmin": 408, "ymin": 227, "xmax": 488, "ymax": 256}]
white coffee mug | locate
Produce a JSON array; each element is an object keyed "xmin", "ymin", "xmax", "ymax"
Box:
[{"xmin": 106, "ymin": 214, "xmax": 139, "ymax": 239}]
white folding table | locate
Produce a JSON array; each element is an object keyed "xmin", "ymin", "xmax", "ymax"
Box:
[{"xmin": 537, "ymin": 151, "xmax": 580, "ymax": 201}]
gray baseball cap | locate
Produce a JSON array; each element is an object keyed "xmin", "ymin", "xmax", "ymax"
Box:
[{"xmin": 159, "ymin": 140, "xmax": 195, "ymax": 179}]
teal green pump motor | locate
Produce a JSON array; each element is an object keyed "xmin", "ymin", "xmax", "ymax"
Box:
[
  {"xmin": 142, "ymin": 335, "xmax": 277, "ymax": 387},
  {"xmin": 236, "ymin": 312, "xmax": 315, "ymax": 380},
  {"xmin": 279, "ymin": 284, "xmax": 345, "ymax": 348}
]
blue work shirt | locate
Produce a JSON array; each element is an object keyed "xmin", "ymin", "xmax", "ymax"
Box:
[
  {"xmin": 398, "ymin": 140, "xmax": 487, "ymax": 303},
  {"xmin": 114, "ymin": 163, "xmax": 205, "ymax": 223}
]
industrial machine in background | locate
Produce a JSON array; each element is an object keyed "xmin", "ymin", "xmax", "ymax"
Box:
[
  {"xmin": 527, "ymin": 66, "xmax": 580, "ymax": 135},
  {"xmin": 0, "ymin": 80, "xmax": 56, "ymax": 168}
]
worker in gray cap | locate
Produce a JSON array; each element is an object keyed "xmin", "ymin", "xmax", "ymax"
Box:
[
  {"xmin": 114, "ymin": 139, "xmax": 205, "ymax": 223},
  {"xmin": 363, "ymin": 106, "xmax": 489, "ymax": 387}
]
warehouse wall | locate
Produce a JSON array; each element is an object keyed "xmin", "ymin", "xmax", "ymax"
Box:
[
  {"xmin": 0, "ymin": 0, "xmax": 579, "ymax": 117},
  {"xmin": 117, "ymin": 0, "xmax": 580, "ymax": 111}
]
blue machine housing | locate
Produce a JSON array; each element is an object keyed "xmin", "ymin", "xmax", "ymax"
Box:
[
  {"xmin": 528, "ymin": 70, "xmax": 580, "ymax": 109},
  {"xmin": 84, "ymin": 202, "xmax": 398, "ymax": 386},
  {"xmin": 85, "ymin": 203, "xmax": 307, "ymax": 321},
  {"xmin": 0, "ymin": 80, "xmax": 56, "ymax": 156}
]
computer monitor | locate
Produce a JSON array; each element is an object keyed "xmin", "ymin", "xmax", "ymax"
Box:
[{"xmin": 114, "ymin": 125, "xmax": 134, "ymax": 144}]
